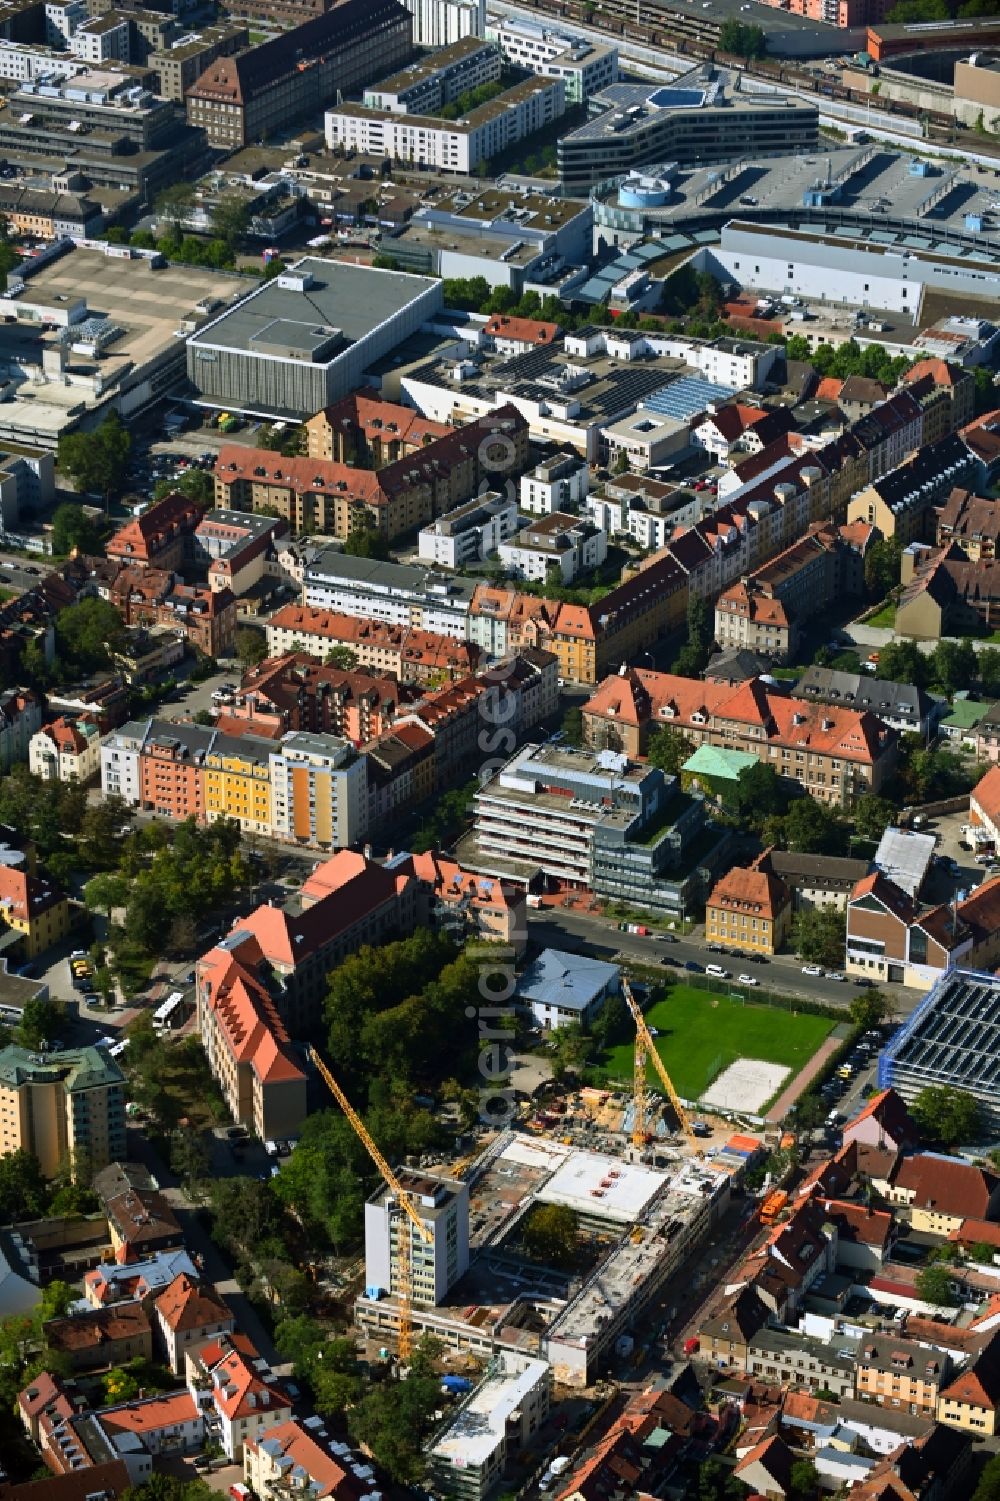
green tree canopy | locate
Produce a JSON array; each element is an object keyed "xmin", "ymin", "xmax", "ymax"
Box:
[
  {"xmin": 853, "ymin": 794, "xmax": 896, "ymax": 844},
  {"xmin": 51, "ymin": 502, "xmax": 103, "ymax": 556},
  {"xmin": 0, "ymin": 1150, "xmax": 49, "ymax": 1223},
  {"xmin": 719, "ymin": 18, "xmax": 766, "ymax": 56},
  {"xmin": 864, "ymin": 536, "xmax": 902, "ymax": 598},
  {"xmin": 325, "ymin": 646, "xmax": 358, "ymax": 670},
  {"xmin": 57, "ymin": 412, "xmax": 131, "ymax": 502},
  {"xmin": 875, "ymin": 639, "xmax": 928, "ymax": 688},
  {"xmin": 647, "ymin": 724, "xmax": 694, "ymax": 777},
  {"xmin": 152, "ymin": 468, "xmax": 215, "ymax": 507},
  {"xmin": 792, "ymin": 907, "xmax": 846, "ymax": 969},
  {"xmin": 930, "ymin": 638, "xmax": 978, "ymax": 696},
  {"xmin": 778, "ymin": 796, "xmax": 847, "ymax": 855},
  {"xmin": 521, "ymin": 1203, "xmax": 579, "ymax": 1268},
  {"xmin": 911, "ymin": 1085, "xmax": 982, "ymax": 1149},
  {"xmin": 235, "ymin": 625, "xmax": 267, "ymax": 669},
  {"xmin": 849, "ymin": 987, "xmax": 890, "ymax": 1030},
  {"xmin": 915, "ymin": 1262, "xmax": 958, "ymax": 1307},
  {"xmin": 344, "ymin": 528, "xmax": 391, "ymax": 560},
  {"xmin": 672, "ymin": 594, "xmax": 714, "ymax": 677},
  {"xmin": 54, "ymin": 597, "xmax": 127, "ymax": 675}
]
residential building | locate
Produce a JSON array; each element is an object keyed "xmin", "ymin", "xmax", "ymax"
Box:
[
  {"xmin": 213, "ymin": 406, "xmax": 528, "ymax": 543},
  {"xmin": 497, "ymin": 511, "xmax": 607, "ymax": 585},
  {"xmin": 325, "ymin": 76, "xmax": 566, "ymax": 178},
  {"xmin": 202, "ymin": 733, "xmax": 274, "ymax": 838},
  {"xmin": 244, "ymin": 1419, "xmax": 373, "ymax": 1501},
  {"xmin": 846, "ymin": 434, "xmax": 976, "ymax": 545},
  {"xmin": 846, "ymin": 871, "xmax": 958, "ymax": 989},
  {"xmin": 0, "ymin": 861, "xmax": 70, "ymax": 959},
  {"xmin": 364, "ymin": 34, "xmax": 499, "ymax": 111},
  {"xmin": 873, "ymin": 826, "xmax": 935, "ymax": 899},
  {"xmin": 103, "ymin": 720, "xmax": 214, "ymax": 821},
  {"xmin": 466, "ymin": 742, "xmax": 728, "ymax": 915},
  {"xmin": 188, "ymin": 258, "xmax": 442, "ymax": 421},
  {"xmin": 467, "ymin": 585, "xmax": 561, "ymax": 660},
  {"xmin": 264, "ymin": 607, "xmax": 479, "ymax": 683},
  {"xmin": 365, "ymin": 1169, "xmax": 469, "ymax": 1308},
  {"xmin": 0, "ymin": 689, "xmax": 42, "ymax": 772},
  {"xmin": 557, "ymin": 73, "xmax": 817, "ymax": 194},
  {"xmin": 515, "ymin": 948, "xmax": 620, "ymax": 1030},
  {"xmin": 693, "ymin": 403, "xmax": 795, "ymax": 463},
  {"xmin": 519, "ymin": 451, "xmax": 589, "ymax": 515},
  {"xmin": 714, "ymin": 523, "xmax": 860, "ymax": 662},
  {"xmin": 938, "ymin": 1337, "xmax": 1000, "ymax": 1436},
  {"xmin": 582, "ymin": 670, "xmax": 896, "ymax": 806},
  {"xmin": 401, "ymin": 0, "xmax": 485, "ymax": 48},
  {"xmin": 746, "ymin": 1328, "xmax": 856, "ymax": 1398},
  {"xmin": 44, "ymin": 1301, "xmax": 153, "ymax": 1373},
  {"xmin": 229, "ymin": 654, "xmax": 408, "ymax": 748},
  {"xmin": 428, "ymin": 1354, "xmax": 550, "ymax": 1501},
  {"xmin": 936, "ymin": 486, "xmax": 1000, "ymax": 562},
  {"xmin": 0, "ymin": 186, "xmax": 102, "ymax": 240},
  {"xmin": 792, "ymin": 666, "xmax": 937, "ymax": 739},
  {"xmin": 302, "ymin": 552, "xmax": 480, "ymax": 640},
  {"xmin": 487, "ymin": 17, "xmax": 618, "ymax": 102},
  {"xmin": 187, "ymin": 1333, "xmax": 292, "ymax": 1461},
  {"xmin": 96, "ymin": 1390, "xmax": 203, "ymax": 1470},
  {"xmin": 186, "ymin": 0, "xmax": 412, "ymax": 149},
  {"xmin": 0, "ymin": 1047, "xmax": 126, "ymax": 1179},
  {"xmin": 392, "ymin": 850, "xmax": 528, "ymax": 953},
  {"xmin": 197, "ymin": 849, "xmax": 419, "ymax": 1037},
  {"xmin": 95, "ymin": 1163, "xmax": 184, "ymax": 1262},
  {"xmin": 29, "ymin": 717, "xmax": 102, "ymax": 784},
  {"xmin": 107, "ymin": 493, "xmax": 203, "ymax": 572},
  {"xmin": 971, "ymin": 764, "xmax": 1000, "ymax": 843},
  {"xmin": 855, "ymin": 1336, "xmax": 953, "ymax": 1415},
  {"xmin": 418, "ymin": 491, "xmax": 519, "ymax": 570},
  {"xmin": 84, "ymin": 1250, "xmax": 199, "ymax": 1309},
  {"xmin": 704, "ymin": 855, "xmax": 792, "ymax": 957},
  {"xmin": 758, "ymin": 850, "xmax": 870, "ymax": 913},
  {"xmin": 268, "ymin": 732, "xmax": 367, "ymax": 850},
  {"xmin": 154, "ymin": 1273, "xmax": 234, "ymax": 1377},
  {"xmin": 900, "ymin": 359, "xmax": 975, "ymax": 436},
  {"xmin": 886, "ymin": 1154, "xmax": 1000, "ymax": 1234},
  {"xmin": 896, "ymin": 543, "xmax": 1000, "ymax": 640},
  {"xmin": 483, "ymin": 313, "xmax": 561, "ymax": 356},
  {"xmin": 841, "ymin": 1087, "xmax": 919, "ymax": 1154},
  {"xmin": 110, "ymin": 569, "xmax": 236, "ymax": 658},
  {"xmin": 306, "ymin": 390, "xmax": 451, "ymax": 465},
  {"xmin": 192, "ymin": 508, "xmax": 290, "ymax": 598},
  {"xmin": 197, "ymin": 935, "xmax": 307, "ymax": 1141}
]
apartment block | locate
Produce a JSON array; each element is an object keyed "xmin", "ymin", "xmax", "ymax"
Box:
[
  {"xmin": 202, "ymin": 734, "xmax": 274, "ymax": 837},
  {"xmin": 186, "ymin": 1334, "xmax": 292, "ymax": 1462},
  {"xmin": 714, "ymin": 522, "xmax": 857, "ymax": 663},
  {"xmin": 498, "ymin": 511, "xmax": 607, "ymax": 586},
  {"xmin": 855, "ymin": 1337, "xmax": 953, "ymax": 1415},
  {"xmin": 362, "ymin": 35, "xmax": 500, "ymax": 114},
  {"xmin": 365, "ymin": 1169, "xmax": 469, "ymax": 1307},
  {"xmin": 0, "ymin": 688, "xmax": 42, "ymax": 771},
  {"xmin": 0, "ymin": 860, "xmax": 70, "ymax": 959},
  {"xmin": 846, "ymin": 433, "xmax": 976, "ymax": 545},
  {"xmin": 418, "ymin": 491, "xmax": 519, "ymax": 570},
  {"xmin": 519, "ymin": 451, "xmax": 589, "ymax": 515},
  {"xmin": 44, "ymin": 1301, "xmax": 153, "ymax": 1373},
  {"xmin": 428, "ymin": 1354, "xmax": 550, "ymax": 1501},
  {"xmin": 154, "ymin": 1273, "xmax": 234, "ymax": 1377},
  {"xmin": 264, "ymin": 606, "xmax": 480, "ymax": 684},
  {"xmin": 306, "ymin": 391, "xmax": 451, "ymax": 466},
  {"xmin": 150, "ymin": 23, "xmax": 247, "ymax": 102},
  {"xmin": 229, "ymin": 654, "xmax": 409, "ymax": 746},
  {"xmin": 487, "ymin": 16, "xmax": 618, "ymax": 102},
  {"xmin": 705, "ymin": 856, "xmax": 792, "ymax": 957},
  {"xmin": 192, "ymin": 508, "xmax": 289, "ymax": 598},
  {"xmin": 268, "ymin": 732, "xmax": 367, "ymax": 849},
  {"xmin": 302, "ymin": 553, "xmax": 479, "ymax": 640},
  {"xmin": 0, "ymin": 1046, "xmax": 126, "ymax": 1179},
  {"xmin": 109, "ymin": 568, "xmax": 236, "ymax": 658},
  {"xmin": 29, "ymin": 717, "xmax": 101, "ymax": 784}
]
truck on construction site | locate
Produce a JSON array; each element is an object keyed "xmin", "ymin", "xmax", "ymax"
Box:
[{"xmin": 759, "ymin": 1189, "xmax": 789, "ymax": 1225}]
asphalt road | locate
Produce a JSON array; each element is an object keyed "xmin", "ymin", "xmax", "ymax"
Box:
[
  {"xmin": 0, "ymin": 552, "xmax": 48, "ymax": 593},
  {"xmin": 524, "ymin": 905, "xmax": 924, "ymax": 1017}
]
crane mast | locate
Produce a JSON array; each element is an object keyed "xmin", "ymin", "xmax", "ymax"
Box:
[{"xmin": 621, "ymin": 978, "xmax": 701, "ymax": 1156}]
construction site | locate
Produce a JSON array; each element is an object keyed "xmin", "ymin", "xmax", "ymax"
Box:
[{"xmin": 351, "ymin": 982, "xmax": 776, "ymax": 1388}]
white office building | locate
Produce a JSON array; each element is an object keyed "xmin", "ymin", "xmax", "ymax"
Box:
[
  {"xmin": 487, "ymin": 17, "xmax": 618, "ymax": 102},
  {"xmin": 400, "ymin": 0, "xmax": 484, "ymax": 47},
  {"xmin": 519, "ymin": 451, "xmax": 589, "ymax": 515},
  {"xmin": 418, "ymin": 490, "xmax": 518, "ymax": 569},
  {"xmin": 365, "ymin": 1169, "xmax": 469, "ymax": 1308},
  {"xmin": 303, "ymin": 550, "xmax": 478, "ymax": 639}
]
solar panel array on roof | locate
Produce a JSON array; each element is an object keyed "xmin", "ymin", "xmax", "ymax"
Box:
[{"xmin": 645, "ymin": 375, "xmax": 738, "ymax": 421}]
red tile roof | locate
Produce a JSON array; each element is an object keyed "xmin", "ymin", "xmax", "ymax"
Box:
[
  {"xmin": 972, "ymin": 764, "xmax": 1000, "ymax": 827},
  {"xmin": 155, "ymin": 1273, "xmax": 232, "ymax": 1335},
  {"xmin": 484, "ymin": 314, "xmax": 560, "ymax": 346},
  {"xmin": 893, "ymin": 1155, "xmax": 999, "ymax": 1220}
]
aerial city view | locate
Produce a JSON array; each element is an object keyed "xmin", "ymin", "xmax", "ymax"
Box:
[{"xmin": 6, "ymin": 0, "xmax": 1000, "ymax": 1497}]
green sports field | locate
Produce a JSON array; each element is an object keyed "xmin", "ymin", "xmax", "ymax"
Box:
[{"xmin": 602, "ymin": 984, "xmax": 834, "ymax": 1102}]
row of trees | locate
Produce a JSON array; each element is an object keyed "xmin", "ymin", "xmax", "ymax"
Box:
[{"xmin": 783, "ymin": 334, "xmax": 913, "ymax": 389}]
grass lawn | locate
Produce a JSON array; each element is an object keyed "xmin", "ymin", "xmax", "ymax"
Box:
[
  {"xmin": 601, "ymin": 984, "xmax": 834, "ymax": 1101},
  {"xmin": 866, "ymin": 601, "xmax": 897, "ymax": 628}
]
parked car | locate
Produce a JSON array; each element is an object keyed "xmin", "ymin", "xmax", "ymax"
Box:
[
  {"xmin": 801, "ymin": 964, "xmax": 823, "ymax": 977},
  {"xmin": 738, "ymin": 974, "xmax": 759, "ymax": 986},
  {"xmin": 705, "ymin": 964, "xmax": 731, "ymax": 979}
]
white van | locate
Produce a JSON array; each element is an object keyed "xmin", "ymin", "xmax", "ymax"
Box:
[{"xmin": 705, "ymin": 964, "xmax": 731, "ymax": 979}]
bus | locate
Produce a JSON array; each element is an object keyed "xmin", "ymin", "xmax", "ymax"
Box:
[{"xmin": 153, "ymin": 991, "xmax": 188, "ymax": 1033}]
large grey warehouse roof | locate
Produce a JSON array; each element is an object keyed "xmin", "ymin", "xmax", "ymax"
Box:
[
  {"xmin": 188, "ymin": 257, "xmax": 440, "ymax": 363},
  {"xmin": 879, "ymin": 970, "xmax": 1000, "ymax": 1132}
]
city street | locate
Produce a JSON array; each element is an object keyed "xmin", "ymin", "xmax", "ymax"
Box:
[
  {"xmin": 524, "ymin": 907, "xmax": 924, "ymax": 1018},
  {"xmin": 0, "ymin": 552, "xmax": 48, "ymax": 593}
]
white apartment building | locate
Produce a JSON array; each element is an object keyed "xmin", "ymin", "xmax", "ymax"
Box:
[
  {"xmin": 400, "ymin": 0, "xmax": 484, "ymax": 47},
  {"xmin": 99, "ymin": 719, "xmax": 151, "ymax": 806},
  {"xmin": 45, "ymin": 0, "xmax": 86, "ymax": 44},
  {"xmin": 498, "ymin": 511, "xmax": 607, "ymax": 584},
  {"xmin": 268, "ymin": 733, "xmax": 368, "ymax": 850},
  {"xmin": 0, "ymin": 41, "xmax": 84, "ymax": 82},
  {"xmin": 487, "ymin": 17, "xmax": 618, "ymax": 102},
  {"xmin": 326, "ymin": 76, "xmax": 565, "ymax": 177},
  {"xmin": 29, "ymin": 719, "xmax": 101, "ymax": 783},
  {"xmin": 365, "ymin": 1170, "xmax": 470, "ymax": 1308},
  {"xmin": 429, "ymin": 1355, "xmax": 551, "ymax": 1501},
  {"xmin": 70, "ymin": 14, "xmax": 129, "ymax": 63},
  {"xmin": 363, "ymin": 36, "xmax": 500, "ymax": 115},
  {"xmin": 303, "ymin": 550, "xmax": 478, "ymax": 639},
  {"xmin": 418, "ymin": 489, "xmax": 519, "ymax": 569},
  {"xmin": 519, "ymin": 450, "xmax": 589, "ymax": 514}
]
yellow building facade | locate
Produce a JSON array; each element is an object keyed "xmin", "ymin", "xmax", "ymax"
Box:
[{"xmin": 203, "ymin": 736, "xmax": 274, "ymax": 836}]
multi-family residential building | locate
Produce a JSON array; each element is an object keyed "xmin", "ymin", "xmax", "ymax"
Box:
[
  {"xmin": 44, "ymin": 1302, "xmax": 153, "ymax": 1373},
  {"xmin": 428, "ymin": 1354, "xmax": 551, "ymax": 1501},
  {"xmin": 884, "ymin": 1154, "xmax": 1000, "ymax": 1234},
  {"xmin": 392, "ymin": 850, "xmax": 528, "ymax": 953},
  {"xmin": 746, "ymin": 1329, "xmax": 856, "ymax": 1399},
  {"xmin": 264, "ymin": 607, "xmax": 479, "ymax": 683},
  {"xmin": 110, "ymin": 569, "xmax": 236, "ymax": 659},
  {"xmin": 896, "ymin": 544, "xmax": 1000, "ymax": 641},
  {"xmin": 186, "ymin": 1333, "xmax": 292, "ymax": 1461},
  {"xmin": 95, "ymin": 1163, "xmax": 185, "ymax": 1262},
  {"xmin": 0, "ymin": 1046, "xmax": 126, "ymax": 1179},
  {"xmin": 28, "ymin": 717, "xmax": 102, "ymax": 784},
  {"xmin": 192, "ymin": 509, "xmax": 290, "ymax": 598},
  {"xmin": 855, "ymin": 1337, "xmax": 953, "ymax": 1415},
  {"xmin": 519, "ymin": 451, "xmax": 589, "ymax": 515},
  {"xmin": 704, "ymin": 856, "xmax": 793, "ymax": 957},
  {"xmin": 363, "ymin": 35, "xmax": 500, "ymax": 112},
  {"xmin": 846, "ymin": 433, "xmax": 976, "ymax": 545},
  {"xmin": 326, "ymin": 76, "xmax": 565, "ymax": 177},
  {"xmin": 365, "ymin": 1168, "xmax": 469, "ymax": 1307},
  {"xmin": 900, "ymin": 359, "xmax": 975, "ymax": 438},
  {"xmin": 0, "ymin": 689, "xmax": 42, "ymax": 771},
  {"xmin": 845, "ymin": 870, "xmax": 1000, "ymax": 989},
  {"xmin": 202, "ymin": 734, "xmax": 275, "ymax": 838},
  {"xmin": 186, "ymin": 0, "xmax": 411, "ymax": 148},
  {"xmin": 269, "ymin": 732, "xmax": 368, "ymax": 849},
  {"xmin": 150, "ymin": 24, "xmax": 249, "ymax": 103},
  {"xmin": 714, "ymin": 523, "xmax": 860, "ymax": 663},
  {"xmin": 487, "ymin": 17, "xmax": 617, "ymax": 101},
  {"xmin": 306, "ymin": 390, "xmax": 451, "ymax": 466},
  {"xmin": 792, "ymin": 666, "xmax": 938, "ymax": 739},
  {"xmin": 228, "ymin": 654, "xmax": 410, "ymax": 747},
  {"xmin": 101, "ymin": 720, "xmax": 214, "ymax": 821},
  {"xmin": 303, "ymin": 552, "xmax": 479, "ymax": 640},
  {"xmin": 107, "ymin": 493, "xmax": 203, "ymax": 572},
  {"xmin": 583, "ymin": 669, "xmax": 896, "ymax": 807},
  {"xmin": 0, "ymin": 860, "xmax": 70, "ymax": 959},
  {"xmin": 418, "ymin": 491, "xmax": 519, "ymax": 570},
  {"xmin": 935, "ymin": 486, "xmax": 1000, "ymax": 562},
  {"xmin": 758, "ymin": 850, "xmax": 870, "ymax": 914},
  {"xmin": 498, "ymin": 512, "xmax": 607, "ymax": 585}
]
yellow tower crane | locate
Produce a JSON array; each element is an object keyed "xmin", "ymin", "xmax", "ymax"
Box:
[
  {"xmin": 621, "ymin": 977, "xmax": 702, "ymax": 1156},
  {"xmin": 308, "ymin": 1046, "xmax": 433, "ymax": 1361}
]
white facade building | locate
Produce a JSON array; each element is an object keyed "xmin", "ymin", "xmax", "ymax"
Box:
[
  {"xmin": 400, "ymin": 0, "xmax": 484, "ymax": 47},
  {"xmin": 429, "ymin": 1355, "xmax": 551, "ymax": 1501},
  {"xmin": 0, "ymin": 41, "xmax": 85, "ymax": 82},
  {"xmin": 418, "ymin": 489, "xmax": 519, "ymax": 569},
  {"xmin": 29, "ymin": 719, "xmax": 101, "ymax": 783},
  {"xmin": 268, "ymin": 733, "xmax": 368, "ymax": 850},
  {"xmin": 498, "ymin": 512, "xmax": 607, "ymax": 584},
  {"xmin": 303, "ymin": 551, "xmax": 478, "ymax": 639},
  {"xmin": 519, "ymin": 451, "xmax": 590, "ymax": 515},
  {"xmin": 487, "ymin": 17, "xmax": 618, "ymax": 103},
  {"xmin": 45, "ymin": 0, "xmax": 87, "ymax": 44},
  {"xmin": 363, "ymin": 37, "xmax": 500, "ymax": 115},
  {"xmin": 326, "ymin": 76, "xmax": 565, "ymax": 177},
  {"xmin": 365, "ymin": 1170, "xmax": 470, "ymax": 1307},
  {"xmin": 70, "ymin": 15, "xmax": 129, "ymax": 63},
  {"xmin": 99, "ymin": 719, "xmax": 151, "ymax": 806},
  {"xmin": 602, "ymin": 409, "xmax": 690, "ymax": 473}
]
